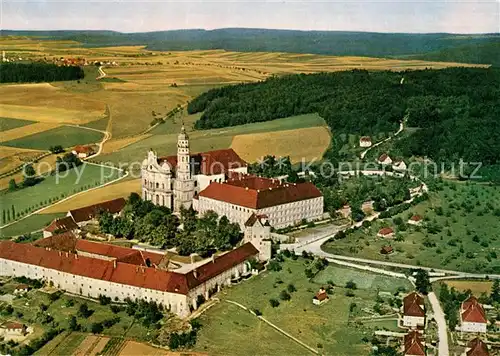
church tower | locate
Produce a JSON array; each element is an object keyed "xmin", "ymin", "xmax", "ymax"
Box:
[{"xmin": 173, "ymin": 125, "xmax": 195, "ymax": 212}]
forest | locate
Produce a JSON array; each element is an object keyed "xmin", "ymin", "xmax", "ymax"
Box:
[
  {"xmin": 0, "ymin": 63, "xmax": 84, "ymax": 83},
  {"xmin": 189, "ymin": 68, "xmax": 500, "ymax": 167}
]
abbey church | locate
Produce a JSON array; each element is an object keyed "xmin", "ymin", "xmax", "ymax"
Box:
[{"xmin": 141, "ymin": 127, "xmax": 324, "ymax": 229}]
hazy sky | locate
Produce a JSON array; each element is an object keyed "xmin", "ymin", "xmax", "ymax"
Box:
[{"xmin": 2, "ymin": 0, "xmax": 499, "ymax": 34}]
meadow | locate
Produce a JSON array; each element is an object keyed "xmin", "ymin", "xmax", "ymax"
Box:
[
  {"xmin": 2, "ymin": 125, "xmax": 104, "ymax": 150},
  {"xmin": 0, "ymin": 117, "xmax": 35, "ymax": 131},
  {"xmin": 0, "ymin": 213, "xmax": 65, "ymax": 238},
  {"xmin": 194, "ymin": 258, "xmax": 405, "ymax": 355},
  {"xmin": 322, "ymin": 181, "xmax": 500, "ymax": 274},
  {"xmin": 0, "ymin": 163, "xmax": 122, "ymax": 227}
]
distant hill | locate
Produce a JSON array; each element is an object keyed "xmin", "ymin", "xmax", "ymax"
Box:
[{"xmin": 2, "ymin": 28, "xmax": 499, "ymax": 66}]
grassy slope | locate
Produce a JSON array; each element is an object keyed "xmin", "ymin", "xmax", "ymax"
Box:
[
  {"xmin": 0, "ymin": 212, "xmax": 65, "ymax": 238},
  {"xmin": 195, "ymin": 258, "xmax": 388, "ymax": 356},
  {"xmin": 0, "ymin": 163, "xmax": 122, "ymax": 222},
  {"xmin": 0, "ymin": 117, "xmax": 36, "ymax": 131},
  {"xmin": 322, "ymin": 182, "xmax": 500, "ymax": 273},
  {"xmin": 2, "ymin": 125, "xmax": 104, "ymax": 150}
]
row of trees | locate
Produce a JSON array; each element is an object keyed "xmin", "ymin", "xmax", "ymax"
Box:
[
  {"xmin": 0, "ymin": 63, "xmax": 84, "ymax": 83},
  {"xmin": 188, "ymin": 68, "xmax": 500, "ymax": 167},
  {"xmin": 99, "ymin": 193, "xmax": 242, "ymax": 256}
]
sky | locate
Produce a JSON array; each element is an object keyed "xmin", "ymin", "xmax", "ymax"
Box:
[{"xmin": 2, "ymin": 0, "xmax": 499, "ymax": 34}]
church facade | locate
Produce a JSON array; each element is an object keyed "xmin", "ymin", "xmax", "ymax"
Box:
[{"xmin": 141, "ymin": 126, "xmax": 248, "ymax": 212}]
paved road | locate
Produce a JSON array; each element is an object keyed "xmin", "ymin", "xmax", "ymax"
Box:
[
  {"xmin": 428, "ymin": 292, "xmax": 449, "ymax": 356},
  {"xmin": 96, "ymin": 66, "xmax": 106, "ymax": 80}
]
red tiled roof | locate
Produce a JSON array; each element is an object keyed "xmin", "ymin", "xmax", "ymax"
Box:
[
  {"xmin": 314, "ymin": 291, "xmax": 328, "ymax": 301},
  {"xmin": 404, "ymin": 292, "xmax": 425, "ymax": 317},
  {"xmin": 244, "ymin": 213, "xmax": 268, "ymax": 227},
  {"xmin": 33, "ymin": 232, "xmax": 78, "ymax": 252},
  {"xmin": 378, "ymin": 227, "xmax": 394, "ymax": 236},
  {"xmin": 1, "ymin": 322, "xmax": 25, "ymax": 330},
  {"xmin": 461, "ymin": 296, "xmax": 487, "ymax": 324},
  {"xmin": 73, "ymin": 145, "xmax": 94, "ymax": 154},
  {"xmin": 199, "ymin": 177, "xmax": 322, "ymax": 209},
  {"xmin": 410, "ymin": 215, "xmax": 423, "ymax": 222},
  {"xmin": 381, "ymin": 246, "xmax": 393, "ymax": 254},
  {"xmin": 467, "ymin": 338, "xmax": 489, "ymax": 356},
  {"xmin": 0, "ymin": 241, "xmax": 258, "ymax": 296},
  {"xmin": 68, "ymin": 198, "xmax": 126, "ymax": 223},
  {"xmin": 159, "ymin": 148, "xmax": 247, "ymax": 176},
  {"xmin": 378, "ymin": 153, "xmax": 389, "ymax": 162},
  {"xmin": 404, "ymin": 331, "xmax": 425, "ymax": 356},
  {"xmin": 15, "ymin": 284, "xmax": 29, "ymax": 290},
  {"xmin": 360, "ymin": 136, "xmax": 372, "ymax": 142},
  {"xmin": 44, "ymin": 216, "xmax": 79, "ymax": 233}
]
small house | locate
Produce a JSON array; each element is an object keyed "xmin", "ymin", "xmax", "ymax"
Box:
[
  {"xmin": 402, "ymin": 292, "xmax": 426, "ymax": 328},
  {"xmin": 380, "ymin": 246, "xmax": 394, "ymax": 255},
  {"xmin": 403, "ymin": 330, "xmax": 425, "ymax": 356},
  {"xmin": 362, "ymin": 200, "xmax": 374, "ymax": 215},
  {"xmin": 378, "ymin": 153, "xmax": 393, "ymax": 165},
  {"xmin": 313, "ymin": 288, "xmax": 329, "ymax": 305},
  {"xmin": 13, "ymin": 284, "xmax": 29, "ymax": 295},
  {"xmin": 337, "ymin": 205, "xmax": 352, "ymax": 219},
  {"xmin": 465, "ymin": 338, "xmax": 489, "ymax": 356},
  {"xmin": 377, "ymin": 227, "xmax": 394, "ymax": 239},
  {"xmin": 408, "ymin": 215, "xmax": 423, "ymax": 226},
  {"xmin": 71, "ymin": 145, "xmax": 95, "ymax": 158},
  {"xmin": 0, "ymin": 322, "xmax": 27, "ymax": 338},
  {"xmin": 393, "ymin": 160, "xmax": 407, "ymax": 171},
  {"xmin": 359, "ymin": 136, "xmax": 372, "ymax": 148},
  {"xmin": 460, "ymin": 296, "xmax": 488, "ymax": 333}
]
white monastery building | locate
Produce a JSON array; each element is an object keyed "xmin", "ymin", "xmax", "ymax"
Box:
[{"xmin": 142, "ymin": 127, "xmax": 324, "ymax": 228}]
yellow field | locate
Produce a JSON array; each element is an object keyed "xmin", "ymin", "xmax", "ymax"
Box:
[
  {"xmin": 0, "ymin": 122, "xmax": 61, "ymax": 142},
  {"xmin": 40, "ymin": 178, "xmax": 140, "ymax": 214},
  {"xmin": 231, "ymin": 126, "xmax": 331, "ymax": 163},
  {"xmin": 0, "ymin": 104, "xmax": 103, "ymax": 125},
  {"xmin": 102, "ymin": 134, "xmax": 151, "ymax": 154},
  {"xmin": 443, "ymin": 280, "xmax": 493, "ymax": 296},
  {"xmin": 0, "ymin": 154, "xmax": 57, "ymax": 190},
  {"xmin": 0, "ymin": 146, "xmax": 42, "ymax": 175}
]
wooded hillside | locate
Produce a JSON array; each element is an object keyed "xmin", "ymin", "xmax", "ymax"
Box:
[{"xmin": 0, "ymin": 63, "xmax": 84, "ymax": 83}]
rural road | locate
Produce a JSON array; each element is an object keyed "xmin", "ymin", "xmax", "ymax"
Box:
[
  {"xmin": 360, "ymin": 116, "xmax": 406, "ymax": 159},
  {"xmin": 428, "ymin": 292, "xmax": 449, "ymax": 356},
  {"xmin": 96, "ymin": 66, "xmax": 106, "ymax": 80}
]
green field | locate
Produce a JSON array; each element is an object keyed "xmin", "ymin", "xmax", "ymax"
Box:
[
  {"xmin": 0, "ymin": 117, "xmax": 36, "ymax": 131},
  {"xmin": 0, "ymin": 163, "xmax": 122, "ymax": 226},
  {"xmin": 2, "ymin": 125, "xmax": 104, "ymax": 150},
  {"xmin": 313, "ymin": 265, "xmax": 413, "ymax": 292},
  {"xmin": 0, "ymin": 213, "xmax": 65, "ymax": 238},
  {"xmin": 194, "ymin": 258, "xmax": 395, "ymax": 356},
  {"xmin": 99, "ymin": 113, "xmax": 327, "ymax": 166},
  {"xmin": 322, "ymin": 181, "xmax": 500, "ymax": 273}
]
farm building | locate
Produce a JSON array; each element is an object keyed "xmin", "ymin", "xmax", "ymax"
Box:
[
  {"xmin": 403, "ymin": 331, "xmax": 425, "ymax": 356},
  {"xmin": 43, "ymin": 216, "xmax": 79, "ymax": 237},
  {"xmin": 377, "ymin": 227, "xmax": 395, "ymax": 238},
  {"xmin": 460, "ymin": 296, "xmax": 488, "ymax": 333},
  {"xmin": 402, "ymin": 292, "xmax": 426, "ymax": 328},
  {"xmin": 71, "ymin": 145, "xmax": 95, "ymax": 158},
  {"xmin": 378, "ymin": 153, "xmax": 393, "ymax": 165},
  {"xmin": 465, "ymin": 338, "xmax": 489, "ymax": 356},
  {"xmin": 0, "ymin": 240, "xmax": 259, "ymax": 318},
  {"xmin": 359, "ymin": 136, "xmax": 372, "ymax": 147},
  {"xmin": 313, "ymin": 288, "xmax": 329, "ymax": 305},
  {"xmin": 380, "ymin": 246, "xmax": 394, "ymax": 255},
  {"xmin": 408, "ymin": 215, "xmax": 423, "ymax": 226},
  {"xmin": 67, "ymin": 198, "xmax": 126, "ymax": 225}
]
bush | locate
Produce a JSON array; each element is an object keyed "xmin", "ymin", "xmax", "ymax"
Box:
[
  {"xmin": 279, "ymin": 290, "xmax": 291, "ymax": 301},
  {"xmin": 91, "ymin": 322, "xmax": 104, "ymax": 334},
  {"xmin": 287, "ymin": 284, "xmax": 297, "ymax": 293},
  {"xmin": 110, "ymin": 305, "xmax": 122, "ymax": 314},
  {"xmin": 269, "ymin": 299, "xmax": 280, "ymax": 308},
  {"xmin": 345, "ymin": 280, "xmax": 357, "ymax": 290}
]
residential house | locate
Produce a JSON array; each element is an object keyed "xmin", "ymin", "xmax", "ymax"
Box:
[
  {"xmin": 362, "ymin": 200, "xmax": 374, "ymax": 215},
  {"xmin": 378, "ymin": 153, "xmax": 393, "ymax": 165},
  {"xmin": 71, "ymin": 145, "xmax": 95, "ymax": 159},
  {"xmin": 313, "ymin": 288, "xmax": 329, "ymax": 305},
  {"xmin": 377, "ymin": 227, "xmax": 395, "ymax": 239},
  {"xmin": 43, "ymin": 216, "xmax": 79, "ymax": 237},
  {"xmin": 393, "ymin": 160, "xmax": 407, "ymax": 171},
  {"xmin": 460, "ymin": 296, "xmax": 488, "ymax": 333},
  {"xmin": 380, "ymin": 246, "xmax": 394, "ymax": 255},
  {"xmin": 402, "ymin": 292, "xmax": 426, "ymax": 328},
  {"xmin": 0, "ymin": 322, "xmax": 27, "ymax": 340},
  {"xmin": 403, "ymin": 331, "xmax": 426, "ymax": 356},
  {"xmin": 408, "ymin": 215, "xmax": 423, "ymax": 226},
  {"xmin": 13, "ymin": 284, "xmax": 29, "ymax": 295},
  {"xmin": 338, "ymin": 205, "xmax": 352, "ymax": 219},
  {"xmin": 359, "ymin": 136, "xmax": 372, "ymax": 147},
  {"xmin": 464, "ymin": 338, "xmax": 489, "ymax": 356}
]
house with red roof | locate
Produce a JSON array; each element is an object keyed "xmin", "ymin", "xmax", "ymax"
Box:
[
  {"xmin": 71, "ymin": 145, "xmax": 95, "ymax": 158},
  {"xmin": 408, "ymin": 215, "xmax": 423, "ymax": 226},
  {"xmin": 392, "ymin": 159, "xmax": 407, "ymax": 171},
  {"xmin": 359, "ymin": 136, "xmax": 372, "ymax": 148},
  {"xmin": 0, "ymin": 240, "xmax": 258, "ymax": 318},
  {"xmin": 0, "ymin": 321, "xmax": 28, "ymax": 341},
  {"xmin": 465, "ymin": 338, "xmax": 489, "ymax": 356},
  {"xmin": 402, "ymin": 292, "xmax": 426, "ymax": 328},
  {"xmin": 380, "ymin": 245, "xmax": 394, "ymax": 255},
  {"xmin": 403, "ymin": 331, "xmax": 426, "ymax": 356},
  {"xmin": 195, "ymin": 175, "xmax": 323, "ymax": 229},
  {"xmin": 67, "ymin": 198, "xmax": 126, "ymax": 225},
  {"xmin": 313, "ymin": 288, "xmax": 329, "ymax": 305},
  {"xmin": 377, "ymin": 227, "xmax": 395, "ymax": 238},
  {"xmin": 378, "ymin": 153, "xmax": 393, "ymax": 165},
  {"xmin": 460, "ymin": 296, "xmax": 488, "ymax": 333},
  {"xmin": 43, "ymin": 216, "xmax": 79, "ymax": 237}
]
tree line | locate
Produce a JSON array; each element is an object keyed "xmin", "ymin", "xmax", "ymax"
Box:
[
  {"xmin": 0, "ymin": 63, "xmax": 84, "ymax": 83},
  {"xmin": 188, "ymin": 68, "xmax": 500, "ymax": 167}
]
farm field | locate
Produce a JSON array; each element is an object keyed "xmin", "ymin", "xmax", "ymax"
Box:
[
  {"xmin": 0, "ymin": 163, "xmax": 122, "ymax": 227},
  {"xmin": 0, "ymin": 117, "xmax": 36, "ymax": 131},
  {"xmin": 2, "ymin": 125, "xmax": 104, "ymax": 150},
  {"xmin": 0, "ymin": 145, "xmax": 42, "ymax": 175},
  {"xmin": 322, "ymin": 181, "xmax": 500, "ymax": 274},
  {"xmin": 193, "ymin": 258, "xmax": 398, "ymax": 356},
  {"xmin": 0, "ymin": 212, "xmax": 65, "ymax": 238},
  {"xmin": 98, "ymin": 113, "xmax": 328, "ymax": 167},
  {"xmin": 442, "ymin": 279, "xmax": 494, "ymax": 296}
]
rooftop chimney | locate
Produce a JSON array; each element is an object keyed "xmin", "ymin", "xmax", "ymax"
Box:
[
  {"xmin": 212, "ymin": 254, "xmax": 215, "ymax": 263},
  {"xmin": 113, "ymin": 259, "xmax": 117, "ymax": 268},
  {"xmin": 193, "ymin": 269, "xmax": 198, "ymax": 279}
]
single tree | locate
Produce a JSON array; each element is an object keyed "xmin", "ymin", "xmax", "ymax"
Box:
[
  {"xmin": 8, "ymin": 179, "xmax": 17, "ymax": 191},
  {"xmin": 415, "ymin": 269, "xmax": 431, "ymax": 295}
]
